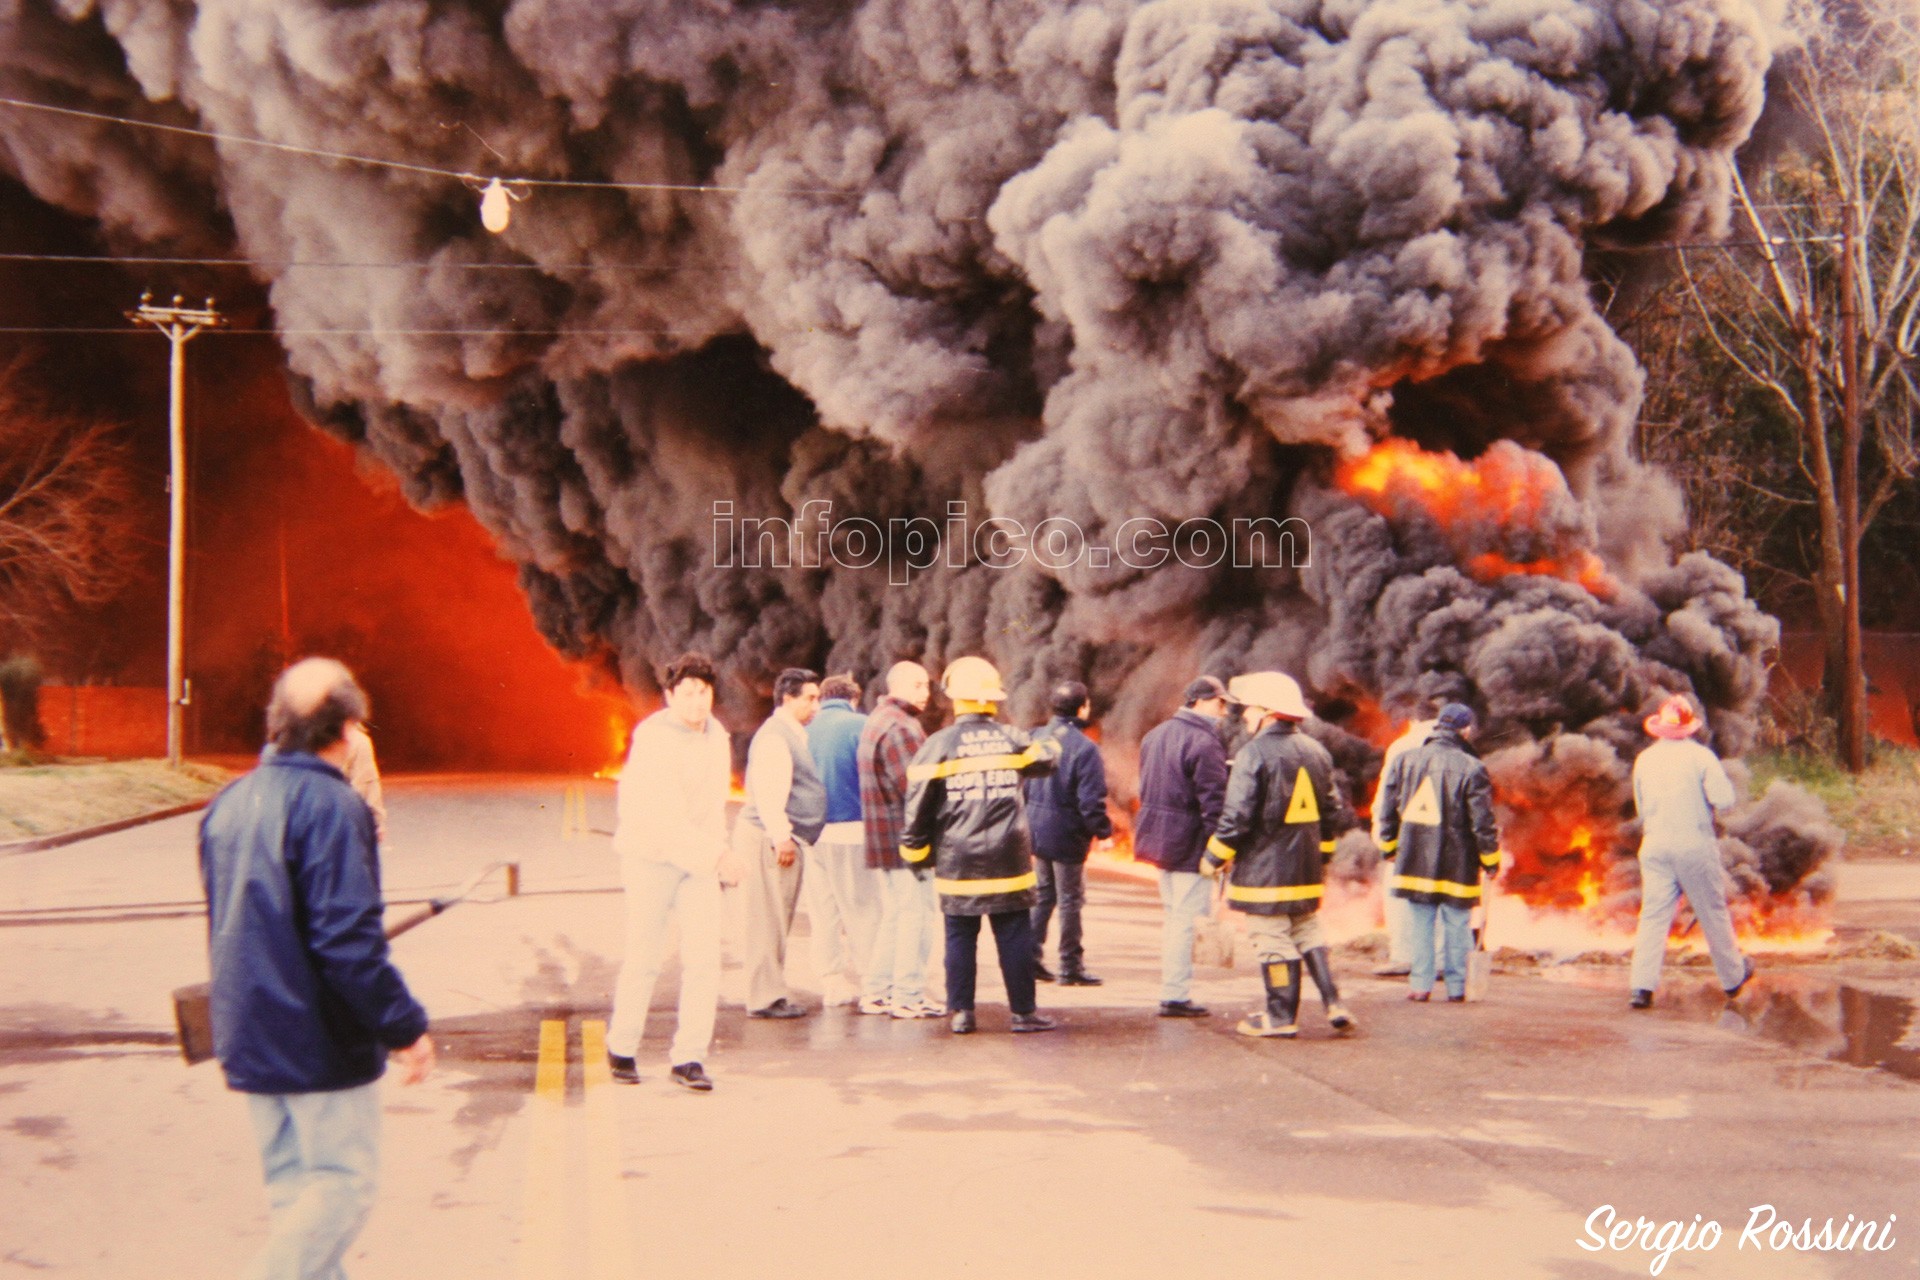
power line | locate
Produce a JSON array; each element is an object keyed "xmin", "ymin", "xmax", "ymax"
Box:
[
  {"xmin": 0, "ymin": 325, "xmax": 708, "ymax": 336},
  {"xmin": 0, "ymin": 252, "xmax": 721, "ymax": 271},
  {"xmin": 0, "ymin": 93, "xmax": 858, "ymax": 198}
]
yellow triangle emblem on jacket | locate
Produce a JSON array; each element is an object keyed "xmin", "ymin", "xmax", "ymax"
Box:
[
  {"xmin": 1284, "ymin": 768, "xmax": 1319, "ymax": 824},
  {"xmin": 1402, "ymin": 775, "xmax": 1442, "ymax": 826}
]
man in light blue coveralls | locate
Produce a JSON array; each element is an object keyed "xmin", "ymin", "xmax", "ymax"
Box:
[{"xmin": 1628, "ymin": 694, "xmax": 1755, "ymax": 1009}]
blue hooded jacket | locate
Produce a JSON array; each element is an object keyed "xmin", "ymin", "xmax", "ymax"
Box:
[
  {"xmin": 807, "ymin": 697, "xmax": 867, "ymax": 825},
  {"xmin": 199, "ymin": 751, "xmax": 428, "ymax": 1094},
  {"xmin": 1021, "ymin": 716, "xmax": 1114, "ymax": 862}
]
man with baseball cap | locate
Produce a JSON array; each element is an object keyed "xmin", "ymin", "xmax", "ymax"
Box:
[
  {"xmin": 1133, "ymin": 675, "xmax": 1237, "ymax": 1017},
  {"xmin": 1201, "ymin": 671, "xmax": 1358, "ymax": 1038},
  {"xmin": 1628, "ymin": 693, "xmax": 1752, "ymax": 1009},
  {"xmin": 1374, "ymin": 701, "xmax": 1501, "ymax": 1003}
]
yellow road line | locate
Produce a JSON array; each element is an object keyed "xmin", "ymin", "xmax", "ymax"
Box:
[
  {"xmin": 580, "ymin": 1021, "xmax": 637, "ymax": 1279},
  {"xmin": 516, "ymin": 1019, "xmax": 569, "ymax": 1279}
]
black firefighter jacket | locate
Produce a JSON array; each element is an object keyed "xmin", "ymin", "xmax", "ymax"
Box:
[
  {"xmin": 900, "ymin": 713, "xmax": 1061, "ymax": 915},
  {"xmin": 1375, "ymin": 726, "xmax": 1502, "ymax": 906},
  {"xmin": 1201, "ymin": 720, "xmax": 1356, "ymax": 917}
]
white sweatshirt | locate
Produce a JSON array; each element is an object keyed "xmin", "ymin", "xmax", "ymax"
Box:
[{"xmin": 613, "ymin": 707, "xmax": 733, "ymax": 874}]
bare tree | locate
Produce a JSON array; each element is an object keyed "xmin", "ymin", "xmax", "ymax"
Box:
[
  {"xmin": 0, "ymin": 365, "xmax": 137, "ymax": 657},
  {"xmin": 1675, "ymin": 0, "xmax": 1920, "ymax": 771}
]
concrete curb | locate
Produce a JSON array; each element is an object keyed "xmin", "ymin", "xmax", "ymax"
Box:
[{"xmin": 0, "ymin": 799, "xmax": 211, "ymax": 858}]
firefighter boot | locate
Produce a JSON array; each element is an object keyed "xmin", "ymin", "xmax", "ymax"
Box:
[
  {"xmin": 1302, "ymin": 946, "xmax": 1356, "ymax": 1033},
  {"xmin": 1236, "ymin": 960, "xmax": 1301, "ymax": 1039}
]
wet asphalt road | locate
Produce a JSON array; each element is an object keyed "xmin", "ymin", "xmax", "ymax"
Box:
[{"xmin": 1, "ymin": 775, "xmax": 1916, "ymax": 1279}]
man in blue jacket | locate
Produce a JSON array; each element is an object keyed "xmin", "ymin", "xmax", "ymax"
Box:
[
  {"xmin": 200, "ymin": 658, "xmax": 433, "ymax": 1280},
  {"xmin": 1132, "ymin": 676, "xmax": 1236, "ymax": 1017},
  {"xmin": 805, "ymin": 674, "xmax": 883, "ymax": 1008},
  {"xmin": 1024, "ymin": 681, "xmax": 1114, "ymax": 986}
]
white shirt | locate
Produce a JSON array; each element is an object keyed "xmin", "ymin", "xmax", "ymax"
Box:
[
  {"xmin": 613, "ymin": 708, "xmax": 732, "ymax": 874},
  {"xmin": 1632, "ymin": 738, "xmax": 1735, "ymax": 857}
]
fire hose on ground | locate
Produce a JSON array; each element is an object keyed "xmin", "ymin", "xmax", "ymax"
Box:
[{"xmin": 172, "ymin": 860, "xmax": 520, "ymax": 1065}]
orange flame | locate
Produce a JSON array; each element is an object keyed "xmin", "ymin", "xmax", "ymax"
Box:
[{"xmin": 1336, "ymin": 439, "xmax": 1615, "ymax": 597}]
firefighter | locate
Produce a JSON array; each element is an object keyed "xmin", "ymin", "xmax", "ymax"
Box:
[
  {"xmin": 1374, "ymin": 702, "xmax": 1501, "ymax": 1002},
  {"xmin": 899, "ymin": 657, "xmax": 1063, "ymax": 1034},
  {"xmin": 1200, "ymin": 671, "xmax": 1358, "ymax": 1039}
]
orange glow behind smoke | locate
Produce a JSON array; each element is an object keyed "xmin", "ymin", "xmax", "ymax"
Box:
[{"xmin": 1336, "ymin": 439, "xmax": 1615, "ymax": 596}]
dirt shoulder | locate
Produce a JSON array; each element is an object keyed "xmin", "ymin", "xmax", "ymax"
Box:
[{"xmin": 0, "ymin": 760, "xmax": 232, "ymax": 843}]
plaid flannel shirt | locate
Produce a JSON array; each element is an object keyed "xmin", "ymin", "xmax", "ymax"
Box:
[{"xmin": 858, "ymin": 697, "xmax": 928, "ymax": 870}]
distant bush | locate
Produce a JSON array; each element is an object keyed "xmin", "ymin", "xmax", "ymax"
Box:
[{"xmin": 0, "ymin": 654, "xmax": 44, "ymax": 753}]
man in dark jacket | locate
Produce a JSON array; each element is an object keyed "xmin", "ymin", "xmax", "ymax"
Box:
[
  {"xmin": 1133, "ymin": 675, "xmax": 1234, "ymax": 1017},
  {"xmin": 199, "ymin": 658, "xmax": 433, "ymax": 1279},
  {"xmin": 1201, "ymin": 671, "xmax": 1358, "ymax": 1038},
  {"xmin": 1024, "ymin": 680, "xmax": 1114, "ymax": 986},
  {"xmin": 900, "ymin": 656, "xmax": 1061, "ymax": 1034},
  {"xmin": 1374, "ymin": 702, "xmax": 1502, "ymax": 1003}
]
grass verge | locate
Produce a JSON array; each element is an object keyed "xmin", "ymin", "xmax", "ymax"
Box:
[
  {"xmin": 1748, "ymin": 743, "xmax": 1920, "ymax": 858},
  {"xmin": 0, "ymin": 759, "xmax": 232, "ymax": 843}
]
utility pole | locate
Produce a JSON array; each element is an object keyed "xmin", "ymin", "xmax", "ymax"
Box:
[
  {"xmin": 129, "ymin": 293, "xmax": 223, "ymax": 768},
  {"xmin": 1838, "ymin": 203, "xmax": 1865, "ymax": 771}
]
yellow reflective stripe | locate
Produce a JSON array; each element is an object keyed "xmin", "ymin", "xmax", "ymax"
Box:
[
  {"xmin": 934, "ymin": 871, "xmax": 1038, "ymax": 896},
  {"xmin": 900, "ymin": 844, "xmax": 931, "ymax": 864},
  {"xmin": 1205, "ymin": 836, "xmax": 1238, "ymax": 862},
  {"xmin": 1391, "ymin": 874, "xmax": 1482, "ymax": 900},
  {"xmin": 1378, "ymin": 839, "xmax": 1398, "ymax": 854},
  {"xmin": 1226, "ymin": 882, "xmax": 1325, "ymax": 903},
  {"xmin": 907, "ymin": 746, "xmax": 1046, "ymax": 783},
  {"xmin": 1319, "ymin": 840, "xmax": 1337, "ymax": 853},
  {"xmin": 1479, "ymin": 851, "xmax": 1502, "ymax": 868}
]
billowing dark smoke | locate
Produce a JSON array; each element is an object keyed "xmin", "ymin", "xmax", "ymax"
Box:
[{"xmin": 1, "ymin": 0, "xmax": 1842, "ymax": 905}]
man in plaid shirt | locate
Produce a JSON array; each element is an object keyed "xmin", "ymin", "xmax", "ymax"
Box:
[{"xmin": 856, "ymin": 661, "xmax": 944, "ymax": 1018}]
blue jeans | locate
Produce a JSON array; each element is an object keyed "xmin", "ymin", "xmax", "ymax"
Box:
[
  {"xmin": 1405, "ymin": 899, "xmax": 1472, "ymax": 999},
  {"xmin": 244, "ymin": 1081, "xmax": 382, "ymax": 1280},
  {"xmin": 1031, "ymin": 859, "xmax": 1087, "ymax": 970},
  {"xmin": 868, "ymin": 867, "xmax": 938, "ymax": 1005},
  {"xmin": 1158, "ymin": 870, "xmax": 1213, "ymax": 1003}
]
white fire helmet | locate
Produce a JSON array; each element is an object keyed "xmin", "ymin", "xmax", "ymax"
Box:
[
  {"xmin": 942, "ymin": 655, "xmax": 1008, "ymax": 703},
  {"xmin": 1228, "ymin": 672, "xmax": 1310, "ymax": 720}
]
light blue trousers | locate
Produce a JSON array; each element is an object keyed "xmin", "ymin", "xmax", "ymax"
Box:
[
  {"xmin": 243, "ymin": 1081, "xmax": 381, "ymax": 1280},
  {"xmin": 1630, "ymin": 844, "xmax": 1747, "ymax": 993},
  {"xmin": 1158, "ymin": 870, "xmax": 1215, "ymax": 1003},
  {"xmin": 1405, "ymin": 900, "xmax": 1472, "ymax": 999}
]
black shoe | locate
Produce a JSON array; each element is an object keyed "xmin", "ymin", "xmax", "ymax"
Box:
[
  {"xmin": 1373, "ymin": 962, "xmax": 1413, "ymax": 978},
  {"xmin": 1058, "ymin": 970, "xmax": 1103, "ymax": 987},
  {"xmin": 1629, "ymin": 989, "xmax": 1654, "ymax": 1010},
  {"xmin": 950, "ymin": 1009, "xmax": 977, "ymax": 1035},
  {"xmin": 607, "ymin": 1051, "xmax": 639, "ymax": 1084},
  {"xmin": 749, "ymin": 997, "xmax": 807, "ymax": 1019},
  {"xmin": 1034, "ymin": 961, "xmax": 1057, "ymax": 983},
  {"xmin": 1445, "ymin": 993, "xmax": 1466, "ymax": 1003},
  {"xmin": 1010, "ymin": 1012, "xmax": 1057, "ymax": 1033},
  {"xmin": 1724, "ymin": 958, "xmax": 1756, "ymax": 999},
  {"xmin": 1159, "ymin": 1000, "xmax": 1211, "ymax": 1018},
  {"xmin": 669, "ymin": 1062, "xmax": 713, "ymax": 1091}
]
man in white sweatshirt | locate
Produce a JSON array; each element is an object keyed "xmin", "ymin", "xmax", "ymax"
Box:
[{"xmin": 606, "ymin": 652, "xmax": 739, "ymax": 1091}]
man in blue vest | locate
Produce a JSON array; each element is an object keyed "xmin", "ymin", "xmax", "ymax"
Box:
[{"xmin": 805, "ymin": 674, "xmax": 884, "ymax": 1009}]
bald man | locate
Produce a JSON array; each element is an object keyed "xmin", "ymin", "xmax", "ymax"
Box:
[
  {"xmin": 856, "ymin": 661, "xmax": 945, "ymax": 1018},
  {"xmin": 200, "ymin": 658, "xmax": 433, "ymax": 1279}
]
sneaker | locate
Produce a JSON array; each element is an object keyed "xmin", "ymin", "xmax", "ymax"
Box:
[
  {"xmin": 890, "ymin": 997, "xmax": 947, "ymax": 1020},
  {"xmin": 1445, "ymin": 993, "xmax": 1466, "ymax": 1003},
  {"xmin": 607, "ymin": 1051, "xmax": 639, "ymax": 1084},
  {"xmin": 1407, "ymin": 990, "xmax": 1431, "ymax": 1003},
  {"xmin": 1629, "ymin": 989, "xmax": 1654, "ymax": 1010},
  {"xmin": 749, "ymin": 997, "xmax": 808, "ymax": 1019},
  {"xmin": 669, "ymin": 1062, "xmax": 713, "ymax": 1091},
  {"xmin": 1158, "ymin": 1000, "xmax": 1211, "ymax": 1018},
  {"xmin": 950, "ymin": 1009, "xmax": 977, "ymax": 1035},
  {"xmin": 1034, "ymin": 961, "xmax": 1057, "ymax": 983},
  {"xmin": 1009, "ymin": 1012, "xmax": 1057, "ymax": 1033},
  {"xmin": 1724, "ymin": 958, "xmax": 1756, "ymax": 1000},
  {"xmin": 1058, "ymin": 970, "xmax": 1103, "ymax": 987},
  {"xmin": 857, "ymin": 995, "xmax": 893, "ymax": 1016},
  {"xmin": 1235, "ymin": 1011, "xmax": 1298, "ymax": 1039}
]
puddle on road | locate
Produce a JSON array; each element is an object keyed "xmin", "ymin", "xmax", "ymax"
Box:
[{"xmin": 1543, "ymin": 967, "xmax": 1920, "ymax": 1082}]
